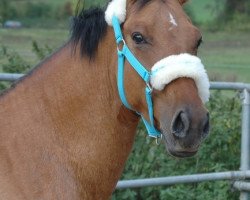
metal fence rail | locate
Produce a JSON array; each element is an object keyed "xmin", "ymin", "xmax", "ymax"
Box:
[
  {"xmin": 0, "ymin": 73, "xmax": 24, "ymax": 82},
  {"xmin": 1, "ymin": 73, "xmax": 250, "ymax": 200},
  {"xmin": 117, "ymin": 171, "xmax": 250, "ymax": 189}
]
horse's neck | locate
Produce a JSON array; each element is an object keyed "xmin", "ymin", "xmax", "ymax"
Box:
[{"xmin": 0, "ymin": 33, "xmax": 139, "ymax": 199}]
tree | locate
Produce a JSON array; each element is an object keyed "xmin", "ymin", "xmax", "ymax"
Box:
[
  {"xmin": 0, "ymin": 0, "xmax": 10, "ymax": 23},
  {"xmin": 0, "ymin": 0, "xmax": 17, "ymax": 23},
  {"xmin": 222, "ymin": 0, "xmax": 250, "ymax": 21}
]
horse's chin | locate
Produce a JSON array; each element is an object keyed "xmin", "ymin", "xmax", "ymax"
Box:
[
  {"xmin": 161, "ymin": 133, "xmax": 199, "ymax": 158},
  {"xmin": 166, "ymin": 148, "xmax": 198, "ymax": 158}
]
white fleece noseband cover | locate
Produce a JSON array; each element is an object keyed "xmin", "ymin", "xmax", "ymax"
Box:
[
  {"xmin": 105, "ymin": 0, "xmax": 210, "ymax": 103},
  {"xmin": 150, "ymin": 54, "xmax": 210, "ymax": 103}
]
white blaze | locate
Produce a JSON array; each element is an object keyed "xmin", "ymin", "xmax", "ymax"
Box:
[{"xmin": 169, "ymin": 13, "xmax": 178, "ymax": 27}]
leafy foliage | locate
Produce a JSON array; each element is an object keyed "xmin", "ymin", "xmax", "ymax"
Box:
[
  {"xmin": 0, "ymin": 0, "xmax": 18, "ymax": 23},
  {"xmin": 24, "ymin": 2, "xmax": 52, "ymax": 18},
  {"xmin": 0, "ymin": 42, "xmax": 52, "ymax": 92},
  {"xmin": 209, "ymin": 0, "xmax": 250, "ymax": 31},
  {"xmin": 0, "ymin": 46, "xmax": 30, "ymax": 74},
  {"xmin": 32, "ymin": 41, "xmax": 53, "ymax": 60},
  {"xmin": 223, "ymin": 0, "xmax": 250, "ymax": 19},
  {"xmin": 0, "ymin": 46, "xmax": 31, "ymax": 91},
  {"xmin": 112, "ymin": 91, "xmax": 241, "ymax": 200}
]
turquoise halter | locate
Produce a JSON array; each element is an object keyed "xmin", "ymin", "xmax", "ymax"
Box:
[{"xmin": 112, "ymin": 16, "xmax": 161, "ymax": 139}]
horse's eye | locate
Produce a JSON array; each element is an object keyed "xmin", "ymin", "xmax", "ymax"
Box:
[
  {"xmin": 197, "ymin": 37, "xmax": 203, "ymax": 48},
  {"xmin": 132, "ymin": 32, "xmax": 146, "ymax": 44}
]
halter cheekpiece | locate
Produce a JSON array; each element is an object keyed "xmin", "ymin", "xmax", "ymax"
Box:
[{"xmin": 113, "ymin": 16, "xmax": 161, "ymax": 138}]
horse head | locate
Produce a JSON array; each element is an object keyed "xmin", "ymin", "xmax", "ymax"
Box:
[{"xmin": 106, "ymin": 0, "xmax": 210, "ymax": 157}]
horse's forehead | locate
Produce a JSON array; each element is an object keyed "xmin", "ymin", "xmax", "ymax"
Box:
[
  {"xmin": 105, "ymin": 0, "xmax": 186, "ymax": 27},
  {"xmin": 128, "ymin": 0, "xmax": 184, "ymax": 23}
]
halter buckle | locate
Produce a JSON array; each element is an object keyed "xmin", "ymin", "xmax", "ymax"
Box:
[
  {"xmin": 146, "ymin": 82, "xmax": 153, "ymax": 92},
  {"xmin": 156, "ymin": 134, "xmax": 163, "ymax": 145}
]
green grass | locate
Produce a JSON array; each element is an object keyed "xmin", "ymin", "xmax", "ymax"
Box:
[
  {"xmin": 199, "ymin": 31, "xmax": 250, "ymax": 82},
  {"xmin": 0, "ymin": 28, "xmax": 69, "ymax": 67}
]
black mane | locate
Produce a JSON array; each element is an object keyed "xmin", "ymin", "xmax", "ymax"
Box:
[
  {"xmin": 70, "ymin": 0, "xmax": 152, "ymax": 58},
  {"xmin": 71, "ymin": 7, "xmax": 107, "ymax": 58}
]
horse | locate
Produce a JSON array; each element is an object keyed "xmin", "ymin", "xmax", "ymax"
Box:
[{"xmin": 0, "ymin": 0, "xmax": 210, "ymax": 199}]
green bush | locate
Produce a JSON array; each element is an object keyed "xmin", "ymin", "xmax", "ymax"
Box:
[
  {"xmin": 1, "ymin": 47, "xmax": 30, "ymax": 74},
  {"xmin": 113, "ymin": 91, "xmax": 241, "ymax": 200},
  {"xmin": 0, "ymin": 45, "xmax": 32, "ymax": 92},
  {"xmin": 24, "ymin": 2, "xmax": 51, "ymax": 18},
  {"xmin": 0, "ymin": 42, "xmax": 52, "ymax": 92},
  {"xmin": 0, "ymin": 41, "xmax": 52, "ymax": 74},
  {"xmin": 0, "ymin": 0, "xmax": 18, "ymax": 22},
  {"xmin": 208, "ymin": 0, "xmax": 250, "ymax": 31},
  {"xmin": 32, "ymin": 41, "xmax": 53, "ymax": 60},
  {"xmin": 55, "ymin": 2, "xmax": 73, "ymax": 20}
]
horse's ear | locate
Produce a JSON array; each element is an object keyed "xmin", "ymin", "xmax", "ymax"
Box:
[{"xmin": 179, "ymin": 0, "xmax": 188, "ymax": 5}]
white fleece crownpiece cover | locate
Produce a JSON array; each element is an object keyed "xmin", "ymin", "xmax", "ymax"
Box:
[
  {"xmin": 150, "ymin": 54, "xmax": 210, "ymax": 103},
  {"xmin": 105, "ymin": 0, "xmax": 127, "ymax": 26}
]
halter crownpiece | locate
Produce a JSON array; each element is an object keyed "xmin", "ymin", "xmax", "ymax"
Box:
[{"xmin": 105, "ymin": 0, "xmax": 210, "ymax": 139}]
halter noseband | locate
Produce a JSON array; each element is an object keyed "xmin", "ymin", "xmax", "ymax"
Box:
[{"xmin": 112, "ymin": 16, "xmax": 162, "ymax": 139}]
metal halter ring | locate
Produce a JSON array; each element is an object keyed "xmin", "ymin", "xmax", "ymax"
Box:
[{"xmin": 117, "ymin": 39, "xmax": 126, "ymax": 52}]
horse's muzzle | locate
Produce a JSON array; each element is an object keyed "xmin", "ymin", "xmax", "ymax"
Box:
[{"xmin": 171, "ymin": 109, "xmax": 210, "ymax": 140}]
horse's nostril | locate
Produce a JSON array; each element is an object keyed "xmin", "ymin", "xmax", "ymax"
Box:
[
  {"xmin": 171, "ymin": 111, "xmax": 190, "ymax": 138},
  {"xmin": 202, "ymin": 113, "xmax": 210, "ymax": 138}
]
